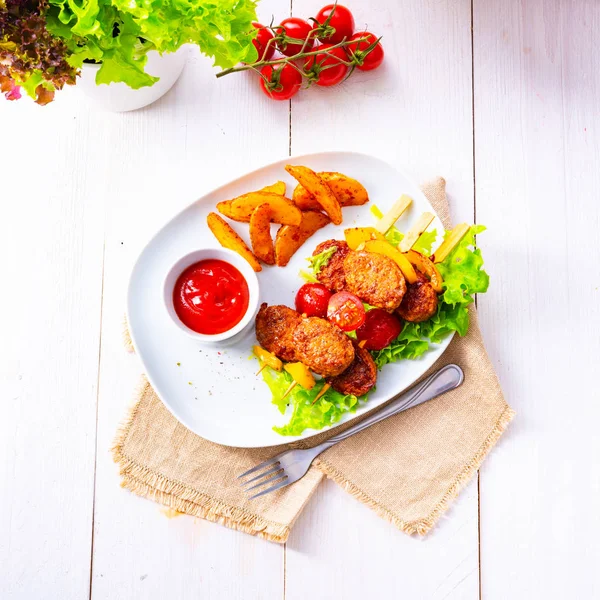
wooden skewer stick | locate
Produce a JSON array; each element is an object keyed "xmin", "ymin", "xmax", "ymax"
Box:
[
  {"xmin": 281, "ymin": 381, "xmax": 297, "ymax": 401},
  {"xmin": 375, "ymin": 194, "xmax": 412, "ymax": 234},
  {"xmin": 312, "ymin": 383, "xmax": 331, "ymax": 404},
  {"xmin": 358, "ymin": 339, "xmax": 367, "ymax": 348},
  {"xmin": 255, "ymin": 363, "xmax": 267, "ymax": 376}
]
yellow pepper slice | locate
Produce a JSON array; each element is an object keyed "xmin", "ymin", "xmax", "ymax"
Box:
[
  {"xmin": 344, "ymin": 227, "xmax": 386, "ymax": 250},
  {"xmin": 284, "ymin": 362, "xmax": 316, "ymax": 390},
  {"xmin": 362, "ymin": 240, "xmax": 418, "ymax": 284},
  {"xmin": 253, "ymin": 346, "xmax": 282, "ymax": 371},
  {"xmin": 405, "ymin": 250, "xmax": 443, "ymax": 293}
]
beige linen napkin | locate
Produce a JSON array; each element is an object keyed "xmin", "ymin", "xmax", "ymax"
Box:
[{"xmin": 114, "ymin": 178, "xmax": 514, "ymax": 541}]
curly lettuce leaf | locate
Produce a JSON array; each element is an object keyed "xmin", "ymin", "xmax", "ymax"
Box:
[
  {"xmin": 372, "ymin": 225, "xmax": 489, "ymax": 369},
  {"xmin": 45, "ymin": 0, "xmax": 258, "ymax": 89},
  {"xmin": 306, "ymin": 245, "xmax": 337, "ymax": 276},
  {"xmin": 413, "ymin": 229, "xmax": 438, "ymax": 256},
  {"xmin": 437, "ymin": 225, "xmax": 489, "ymax": 306},
  {"xmin": 262, "ymin": 367, "xmax": 367, "ymax": 436},
  {"xmin": 0, "ymin": 1, "xmax": 77, "ymax": 103}
]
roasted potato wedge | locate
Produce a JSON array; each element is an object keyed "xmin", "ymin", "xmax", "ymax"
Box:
[
  {"xmin": 292, "ymin": 172, "xmax": 369, "ymax": 211},
  {"xmin": 344, "ymin": 226, "xmax": 386, "ymax": 250},
  {"xmin": 285, "ymin": 165, "xmax": 343, "ymax": 225},
  {"xmin": 206, "ymin": 212, "xmax": 261, "ymax": 272},
  {"xmin": 260, "ymin": 181, "xmax": 286, "ymax": 195},
  {"xmin": 217, "ymin": 192, "xmax": 301, "ymax": 226},
  {"xmin": 275, "ymin": 211, "xmax": 330, "ymax": 267},
  {"xmin": 249, "ymin": 204, "xmax": 275, "ymax": 265}
]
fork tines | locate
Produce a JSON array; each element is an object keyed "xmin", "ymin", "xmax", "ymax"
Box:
[{"xmin": 238, "ymin": 459, "xmax": 289, "ymax": 499}]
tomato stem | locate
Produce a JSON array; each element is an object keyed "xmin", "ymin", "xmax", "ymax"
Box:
[{"xmin": 215, "ymin": 35, "xmax": 376, "ymax": 79}]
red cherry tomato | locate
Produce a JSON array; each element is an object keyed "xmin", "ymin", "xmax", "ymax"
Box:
[
  {"xmin": 346, "ymin": 32, "xmax": 384, "ymax": 71},
  {"xmin": 313, "ymin": 4, "xmax": 355, "ymax": 44},
  {"xmin": 295, "ymin": 283, "xmax": 332, "ymax": 318},
  {"xmin": 276, "ymin": 17, "xmax": 315, "ymax": 57},
  {"xmin": 327, "ymin": 291, "xmax": 366, "ymax": 331},
  {"xmin": 259, "ymin": 64, "xmax": 302, "ymax": 101},
  {"xmin": 252, "ymin": 22, "xmax": 275, "ymax": 61},
  {"xmin": 304, "ymin": 44, "xmax": 348, "ymax": 87},
  {"xmin": 356, "ymin": 309, "xmax": 403, "ymax": 350}
]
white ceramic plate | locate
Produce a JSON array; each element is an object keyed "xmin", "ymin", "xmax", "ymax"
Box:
[{"xmin": 127, "ymin": 152, "xmax": 453, "ymax": 447}]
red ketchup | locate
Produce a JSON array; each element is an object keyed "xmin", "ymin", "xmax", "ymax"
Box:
[{"xmin": 173, "ymin": 259, "xmax": 249, "ymax": 335}]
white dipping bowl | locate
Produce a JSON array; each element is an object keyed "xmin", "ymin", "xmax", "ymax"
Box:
[{"xmin": 163, "ymin": 248, "xmax": 260, "ymax": 345}]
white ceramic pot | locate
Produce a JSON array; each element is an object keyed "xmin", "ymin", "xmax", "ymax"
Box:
[{"xmin": 78, "ymin": 46, "xmax": 188, "ymax": 112}]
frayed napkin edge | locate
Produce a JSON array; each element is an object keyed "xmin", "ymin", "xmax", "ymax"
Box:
[
  {"xmin": 111, "ymin": 377, "xmax": 293, "ymax": 544},
  {"xmin": 314, "ymin": 403, "xmax": 515, "ymax": 536}
]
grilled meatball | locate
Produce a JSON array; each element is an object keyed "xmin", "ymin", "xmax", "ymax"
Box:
[
  {"xmin": 396, "ymin": 280, "xmax": 438, "ymax": 322},
  {"xmin": 312, "ymin": 239, "xmax": 350, "ymax": 292},
  {"xmin": 292, "ymin": 316, "xmax": 355, "ymax": 377},
  {"xmin": 329, "ymin": 343, "xmax": 377, "ymax": 397},
  {"xmin": 255, "ymin": 303, "xmax": 301, "ymax": 362},
  {"xmin": 343, "ymin": 250, "xmax": 406, "ymax": 311}
]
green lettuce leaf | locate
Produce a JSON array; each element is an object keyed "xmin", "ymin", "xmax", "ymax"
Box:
[
  {"xmin": 412, "ymin": 229, "xmax": 438, "ymax": 256},
  {"xmin": 45, "ymin": 0, "xmax": 258, "ymax": 90},
  {"xmin": 261, "ymin": 367, "xmax": 367, "ymax": 436},
  {"xmin": 437, "ymin": 225, "xmax": 489, "ymax": 306},
  {"xmin": 306, "ymin": 245, "xmax": 337, "ymax": 276}
]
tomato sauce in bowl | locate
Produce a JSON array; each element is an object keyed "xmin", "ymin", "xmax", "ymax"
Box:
[{"xmin": 173, "ymin": 259, "xmax": 249, "ymax": 335}]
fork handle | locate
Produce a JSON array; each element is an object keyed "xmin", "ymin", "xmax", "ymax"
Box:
[{"xmin": 316, "ymin": 364, "xmax": 464, "ymax": 450}]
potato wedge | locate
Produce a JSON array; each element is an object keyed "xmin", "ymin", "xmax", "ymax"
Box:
[
  {"xmin": 249, "ymin": 204, "xmax": 275, "ymax": 265},
  {"xmin": 206, "ymin": 212, "xmax": 261, "ymax": 272},
  {"xmin": 220, "ymin": 192, "xmax": 301, "ymax": 226},
  {"xmin": 216, "ymin": 184, "xmax": 288, "ymax": 221},
  {"xmin": 285, "ymin": 165, "xmax": 343, "ymax": 225},
  {"xmin": 275, "ymin": 211, "xmax": 330, "ymax": 267},
  {"xmin": 362, "ymin": 239, "xmax": 418, "ymax": 283},
  {"xmin": 433, "ymin": 223, "xmax": 470, "ymax": 263},
  {"xmin": 398, "ymin": 212, "xmax": 435, "ymax": 253},
  {"xmin": 344, "ymin": 226, "xmax": 386, "ymax": 250},
  {"xmin": 215, "ymin": 200, "xmax": 236, "ymax": 220},
  {"xmin": 292, "ymin": 172, "xmax": 369, "ymax": 211},
  {"xmin": 375, "ymin": 195, "xmax": 412, "ymax": 234},
  {"xmin": 405, "ymin": 250, "xmax": 443, "ymax": 293},
  {"xmin": 260, "ymin": 181, "xmax": 286, "ymax": 195}
]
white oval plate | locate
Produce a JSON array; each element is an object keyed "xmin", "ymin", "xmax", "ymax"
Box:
[{"xmin": 127, "ymin": 152, "xmax": 453, "ymax": 448}]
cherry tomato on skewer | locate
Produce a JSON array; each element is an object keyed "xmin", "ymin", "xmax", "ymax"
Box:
[
  {"xmin": 276, "ymin": 17, "xmax": 315, "ymax": 57},
  {"xmin": 313, "ymin": 4, "xmax": 355, "ymax": 44},
  {"xmin": 295, "ymin": 283, "xmax": 332, "ymax": 318},
  {"xmin": 327, "ymin": 291, "xmax": 366, "ymax": 331},
  {"xmin": 259, "ymin": 63, "xmax": 302, "ymax": 100},
  {"xmin": 346, "ymin": 32, "xmax": 384, "ymax": 71},
  {"xmin": 356, "ymin": 309, "xmax": 403, "ymax": 350},
  {"xmin": 304, "ymin": 44, "xmax": 349, "ymax": 87}
]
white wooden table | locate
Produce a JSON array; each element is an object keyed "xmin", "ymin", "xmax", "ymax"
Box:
[{"xmin": 2, "ymin": 0, "xmax": 599, "ymax": 598}]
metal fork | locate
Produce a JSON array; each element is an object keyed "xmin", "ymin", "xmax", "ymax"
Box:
[{"xmin": 238, "ymin": 363, "xmax": 464, "ymax": 499}]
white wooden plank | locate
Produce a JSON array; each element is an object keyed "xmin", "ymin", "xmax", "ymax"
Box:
[
  {"xmin": 287, "ymin": 479, "xmax": 479, "ymax": 600},
  {"xmin": 287, "ymin": 1, "xmax": 479, "ymax": 598},
  {"xmin": 90, "ymin": 12, "xmax": 290, "ymax": 597},
  {"xmin": 0, "ymin": 96, "xmax": 105, "ymax": 598},
  {"xmin": 474, "ymin": 0, "xmax": 600, "ymax": 597}
]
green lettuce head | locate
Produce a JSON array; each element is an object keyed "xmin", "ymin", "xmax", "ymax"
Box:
[{"xmin": 44, "ymin": 0, "xmax": 259, "ymax": 90}]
